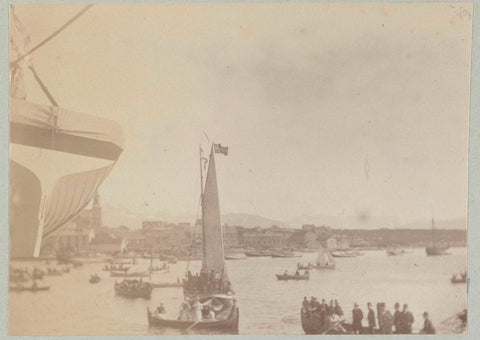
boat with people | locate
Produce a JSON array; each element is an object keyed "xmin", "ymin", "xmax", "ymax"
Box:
[
  {"xmin": 426, "ymin": 218, "xmax": 450, "ymax": 256},
  {"xmin": 147, "ymin": 143, "xmax": 239, "ymax": 332},
  {"xmin": 276, "ymin": 270, "xmax": 310, "ymax": 280},
  {"xmin": 115, "ymin": 279, "xmax": 152, "ymax": 299},
  {"xmin": 89, "ymin": 274, "xmax": 101, "ymax": 284},
  {"xmin": 102, "ymin": 263, "xmax": 129, "ymax": 272}
]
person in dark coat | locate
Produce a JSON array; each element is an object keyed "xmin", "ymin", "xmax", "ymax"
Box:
[
  {"xmin": 334, "ymin": 300, "xmax": 343, "ymax": 316},
  {"xmin": 302, "ymin": 296, "xmax": 310, "ymax": 312},
  {"xmin": 367, "ymin": 302, "xmax": 376, "ymax": 334},
  {"xmin": 402, "ymin": 304, "xmax": 414, "ymax": 334},
  {"xmin": 420, "ymin": 312, "xmax": 435, "ymax": 334},
  {"xmin": 393, "ymin": 302, "xmax": 403, "ymax": 333},
  {"xmin": 352, "ymin": 303, "xmax": 363, "ymax": 334}
]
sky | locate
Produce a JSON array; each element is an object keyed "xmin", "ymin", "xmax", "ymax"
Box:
[{"xmin": 10, "ymin": 3, "xmax": 472, "ymax": 226}]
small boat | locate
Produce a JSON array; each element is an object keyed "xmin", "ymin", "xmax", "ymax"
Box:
[
  {"xmin": 89, "ymin": 274, "xmax": 101, "ymax": 284},
  {"xmin": 271, "ymin": 251, "xmax": 301, "ymax": 258},
  {"xmin": 331, "ymin": 251, "xmax": 357, "ymax": 258},
  {"xmin": 147, "ymin": 295, "xmax": 239, "ymax": 331},
  {"xmin": 297, "ymin": 263, "xmax": 314, "ymax": 270},
  {"xmin": 9, "ymin": 284, "xmax": 50, "ymax": 292},
  {"xmin": 276, "ymin": 273, "xmax": 310, "ymax": 280},
  {"xmin": 316, "ymin": 246, "xmax": 336, "ymax": 269},
  {"xmin": 225, "ymin": 254, "xmax": 247, "ymax": 260},
  {"xmin": 115, "ymin": 280, "xmax": 152, "ymax": 299},
  {"xmin": 110, "ymin": 271, "xmax": 148, "ymax": 277},
  {"xmin": 45, "ymin": 268, "xmax": 63, "ymax": 276},
  {"xmin": 245, "ymin": 250, "xmax": 272, "ymax": 257},
  {"xmin": 426, "ymin": 218, "xmax": 450, "ymax": 256},
  {"xmin": 386, "ymin": 249, "xmax": 405, "ymax": 256},
  {"xmin": 451, "ymin": 272, "xmax": 467, "ymax": 284},
  {"xmin": 150, "ymin": 282, "xmax": 184, "ymax": 288}
]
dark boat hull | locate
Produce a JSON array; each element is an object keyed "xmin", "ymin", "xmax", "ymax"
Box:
[
  {"xmin": 9, "ymin": 286, "xmax": 50, "ymax": 292},
  {"xmin": 151, "ymin": 282, "xmax": 183, "ymax": 288},
  {"xmin": 115, "ymin": 284, "xmax": 152, "ymax": 299},
  {"xmin": 276, "ymin": 274, "xmax": 309, "ymax": 280},
  {"xmin": 147, "ymin": 306, "xmax": 239, "ymax": 332},
  {"xmin": 301, "ymin": 310, "xmax": 372, "ymax": 334},
  {"xmin": 426, "ymin": 247, "xmax": 450, "ymax": 256}
]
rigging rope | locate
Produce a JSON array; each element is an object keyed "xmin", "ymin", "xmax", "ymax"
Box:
[{"xmin": 10, "ymin": 4, "xmax": 94, "ymax": 66}]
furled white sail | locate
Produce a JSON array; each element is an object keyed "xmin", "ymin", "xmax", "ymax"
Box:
[{"xmin": 201, "ymin": 147, "xmax": 226, "ymax": 275}]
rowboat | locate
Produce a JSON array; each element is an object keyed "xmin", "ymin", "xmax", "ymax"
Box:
[
  {"xmin": 276, "ymin": 273, "xmax": 309, "ymax": 280},
  {"xmin": 89, "ymin": 275, "xmax": 101, "ymax": 284},
  {"xmin": 245, "ymin": 250, "xmax": 271, "ymax": 257},
  {"xmin": 331, "ymin": 251, "xmax": 358, "ymax": 258},
  {"xmin": 271, "ymin": 251, "xmax": 301, "ymax": 258},
  {"xmin": 115, "ymin": 281, "xmax": 152, "ymax": 299},
  {"xmin": 147, "ymin": 300, "xmax": 239, "ymax": 331},
  {"xmin": 9, "ymin": 284, "xmax": 50, "ymax": 292},
  {"xmin": 225, "ymin": 254, "xmax": 247, "ymax": 260}
]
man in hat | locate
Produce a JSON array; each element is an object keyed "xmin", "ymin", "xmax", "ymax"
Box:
[
  {"xmin": 420, "ymin": 312, "xmax": 435, "ymax": 334},
  {"xmin": 302, "ymin": 296, "xmax": 310, "ymax": 313},
  {"xmin": 402, "ymin": 304, "xmax": 415, "ymax": 334},
  {"xmin": 393, "ymin": 302, "xmax": 403, "ymax": 333},
  {"xmin": 352, "ymin": 303, "xmax": 364, "ymax": 334},
  {"xmin": 367, "ymin": 302, "xmax": 376, "ymax": 334}
]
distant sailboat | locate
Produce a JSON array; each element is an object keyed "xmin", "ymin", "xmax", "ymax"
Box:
[
  {"xmin": 425, "ymin": 218, "xmax": 450, "ymax": 256},
  {"xmin": 148, "ymin": 143, "xmax": 239, "ymax": 332},
  {"xmin": 316, "ymin": 245, "xmax": 336, "ymax": 269}
]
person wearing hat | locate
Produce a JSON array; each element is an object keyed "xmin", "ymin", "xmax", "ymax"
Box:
[
  {"xmin": 367, "ymin": 302, "xmax": 376, "ymax": 334},
  {"xmin": 420, "ymin": 312, "xmax": 435, "ymax": 334},
  {"xmin": 302, "ymin": 296, "xmax": 310, "ymax": 313},
  {"xmin": 402, "ymin": 304, "xmax": 415, "ymax": 334},
  {"xmin": 393, "ymin": 302, "xmax": 403, "ymax": 333},
  {"xmin": 352, "ymin": 303, "xmax": 364, "ymax": 334}
]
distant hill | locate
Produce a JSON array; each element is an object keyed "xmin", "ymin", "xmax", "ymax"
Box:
[
  {"xmin": 285, "ymin": 214, "xmax": 400, "ymax": 229},
  {"xmin": 100, "ymin": 204, "xmax": 466, "ymax": 231},
  {"xmin": 222, "ymin": 213, "xmax": 286, "ymax": 228}
]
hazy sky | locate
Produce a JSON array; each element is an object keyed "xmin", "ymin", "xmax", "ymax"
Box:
[{"xmin": 11, "ymin": 4, "xmax": 472, "ymax": 224}]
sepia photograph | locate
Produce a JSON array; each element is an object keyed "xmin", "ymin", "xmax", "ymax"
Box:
[{"xmin": 8, "ymin": 3, "xmax": 471, "ymax": 335}]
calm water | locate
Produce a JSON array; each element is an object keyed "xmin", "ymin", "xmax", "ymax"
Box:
[{"xmin": 9, "ymin": 248, "xmax": 466, "ymax": 335}]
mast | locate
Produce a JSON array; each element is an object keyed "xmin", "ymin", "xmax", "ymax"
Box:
[
  {"xmin": 431, "ymin": 218, "xmax": 436, "ymax": 247},
  {"xmin": 199, "ymin": 145, "xmax": 207, "ymax": 271}
]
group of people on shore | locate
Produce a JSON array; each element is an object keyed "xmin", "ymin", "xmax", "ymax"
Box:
[
  {"xmin": 303, "ymin": 298, "xmax": 436, "ymax": 334},
  {"xmin": 183, "ymin": 270, "xmax": 233, "ymax": 295}
]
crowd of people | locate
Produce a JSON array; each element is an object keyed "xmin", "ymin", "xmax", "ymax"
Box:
[
  {"xmin": 116, "ymin": 278, "xmax": 150, "ymax": 291},
  {"xmin": 302, "ymin": 297, "xmax": 346, "ymax": 332},
  {"xmin": 183, "ymin": 270, "xmax": 233, "ymax": 295},
  {"xmin": 302, "ymin": 297, "xmax": 436, "ymax": 334}
]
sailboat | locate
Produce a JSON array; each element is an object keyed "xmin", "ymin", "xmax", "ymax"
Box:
[
  {"xmin": 147, "ymin": 143, "xmax": 239, "ymax": 332},
  {"xmin": 425, "ymin": 218, "xmax": 450, "ymax": 256},
  {"xmin": 315, "ymin": 245, "xmax": 336, "ymax": 269}
]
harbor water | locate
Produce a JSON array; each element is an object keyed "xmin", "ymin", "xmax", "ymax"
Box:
[{"xmin": 9, "ymin": 247, "xmax": 467, "ymax": 335}]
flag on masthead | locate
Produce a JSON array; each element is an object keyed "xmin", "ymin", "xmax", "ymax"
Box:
[{"xmin": 214, "ymin": 143, "xmax": 228, "ymax": 156}]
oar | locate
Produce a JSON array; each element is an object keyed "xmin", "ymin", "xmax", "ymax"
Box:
[
  {"xmin": 186, "ymin": 320, "xmax": 201, "ymax": 331},
  {"xmin": 322, "ymin": 320, "xmax": 344, "ymax": 335}
]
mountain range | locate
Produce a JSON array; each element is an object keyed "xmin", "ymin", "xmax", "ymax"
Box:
[{"xmin": 101, "ymin": 204, "xmax": 466, "ymax": 230}]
